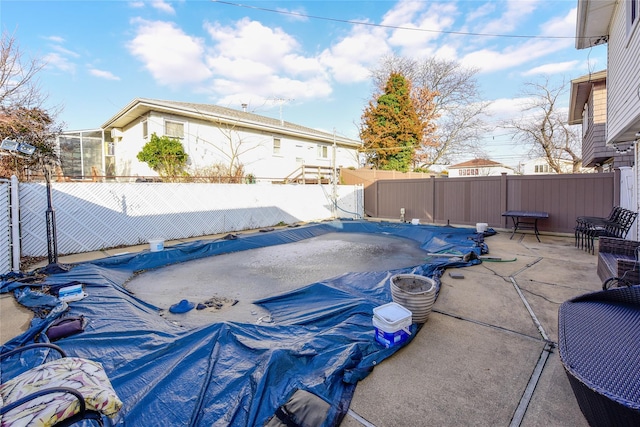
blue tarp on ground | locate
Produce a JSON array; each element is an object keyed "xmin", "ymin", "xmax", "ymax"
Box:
[{"xmin": 0, "ymin": 220, "xmax": 487, "ymax": 426}]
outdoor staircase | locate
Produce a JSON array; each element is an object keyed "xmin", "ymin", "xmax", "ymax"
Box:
[{"xmin": 278, "ymin": 165, "xmax": 338, "ymax": 184}]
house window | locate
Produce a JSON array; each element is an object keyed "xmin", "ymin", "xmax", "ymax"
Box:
[
  {"xmin": 273, "ymin": 138, "xmax": 281, "ymax": 155},
  {"xmin": 535, "ymin": 164, "xmax": 549, "ymax": 173},
  {"xmin": 460, "ymin": 168, "xmax": 479, "ymax": 176},
  {"xmin": 165, "ymin": 120, "xmax": 184, "ymax": 139},
  {"xmin": 317, "ymin": 145, "xmax": 328, "ymax": 158},
  {"xmin": 142, "ymin": 120, "xmax": 148, "ymax": 139},
  {"xmin": 582, "ymin": 101, "xmax": 590, "ymax": 137}
]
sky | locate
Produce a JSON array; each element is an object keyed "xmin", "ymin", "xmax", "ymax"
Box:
[{"xmin": 2, "ymin": 0, "xmax": 607, "ymax": 169}]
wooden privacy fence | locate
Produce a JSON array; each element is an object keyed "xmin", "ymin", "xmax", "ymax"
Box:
[{"xmin": 342, "ymin": 170, "xmax": 620, "ymax": 234}]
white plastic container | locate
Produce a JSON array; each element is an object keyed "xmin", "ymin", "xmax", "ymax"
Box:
[
  {"xmin": 149, "ymin": 239, "xmax": 164, "ymax": 252},
  {"xmin": 58, "ymin": 284, "xmax": 86, "ymax": 302},
  {"xmin": 373, "ymin": 302, "xmax": 412, "ymax": 348},
  {"xmin": 411, "ymin": 218, "xmax": 420, "ymax": 225},
  {"xmin": 476, "ymin": 223, "xmax": 488, "ymax": 233}
]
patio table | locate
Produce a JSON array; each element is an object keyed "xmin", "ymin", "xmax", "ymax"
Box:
[{"xmin": 502, "ymin": 210, "xmax": 549, "ymax": 242}]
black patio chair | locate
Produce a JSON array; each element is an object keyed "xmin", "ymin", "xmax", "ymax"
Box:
[
  {"xmin": 0, "ymin": 343, "xmax": 122, "ymax": 426},
  {"xmin": 575, "ymin": 206, "xmax": 622, "ymax": 250},
  {"xmin": 584, "ymin": 209, "xmax": 638, "ymax": 254}
]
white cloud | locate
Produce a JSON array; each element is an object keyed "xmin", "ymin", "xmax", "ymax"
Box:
[
  {"xmin": 43, "ymin": 52, "xmax": 76, "ymax": 74},
  {"xmin": 203, "ymin": 18, "xmax": 331, "ymax": 100},
  {"xmin": 129, "ymin": 0, "xmax": 174, "ymax": 13},
  {"xmin": 205, "ymin": 18, "xmax": 300, "ymax": 67},
  {"xmin": 460, "ymin": 35, "xmax": 574, "ymax": 73},
  {"xmin": 127, "ymin": 18, "xmax": 211, "ymax": 86},
  {"xmin": 488, "ymin": 97, "xmax": 534, "ymax": 118},
  {"xmin": 477, "ymin": 0, "xmax": 540, "ymax": 35},
  {"xmin": 319, "ymin": 25, "xmax": 390, "ymax": 83},
  {"xmin": 44, "ymin": 35, "xmax": 65, "ymax": 44},
  {"xmin": 523, "ymin": 60, "xmax": 580, "ymax": 76},
  {"xmin": 464, "ymin": 2, "xmax": 496, "ymax": 24},
  {"xmin": 381, "ymin": 0, "xmax": 426, "ymax": 28},
  {"xmin": 276, "ymin": 6, "xmax": 309, "ymax": 22},
  {"xmin": 386, "ymin": 2, "xmax": 458, "ymax": 57},
  {"xmin": 151, "ymin": 0, "xmax": 175, "ymax": 14},
  {"xmin": 50, "ymin": 44, "xmax": 80, "ymax": 58},
  {"xmin": 89, "ymin": 68, "xmax": 120, "ymax": 81},
  {"xmin": 540, "ymin": 7, "xmax": 576, "ymax": 37}
]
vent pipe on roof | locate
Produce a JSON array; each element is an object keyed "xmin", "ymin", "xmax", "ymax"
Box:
[{"xmin": 241, "ymin": 103, "xmax": 247, "ymax": 112}]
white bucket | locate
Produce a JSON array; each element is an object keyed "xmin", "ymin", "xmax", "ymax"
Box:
[
  {"xmin": 476, "ymin": 223, "xmax": 488, "ymax": 233},
  {"xmin": 411, "ymin": 218, "xmax": 420, "ymax": 225},
  {"xmin": 373, "ymin": 302, "xmax": 412, "ymax": 328},
  {"xmin": 149, "ymin": 239, "xmax": 164, "ymax": 252}
]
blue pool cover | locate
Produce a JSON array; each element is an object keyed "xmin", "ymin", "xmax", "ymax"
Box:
[{"xmin": 1, "ymin": 220, "xmax": 488, "ymax": 426}]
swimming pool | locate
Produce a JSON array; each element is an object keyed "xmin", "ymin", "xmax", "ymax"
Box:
[
  {"xmin": 1, "ymin": 220, "xmax": 486, "ymax": 426},
  {"xmin": 126, "ymin": 231, "xmax": 433, "ymax": 326}
]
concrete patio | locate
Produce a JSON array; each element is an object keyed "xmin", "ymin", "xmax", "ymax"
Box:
[
  {"xmin": 0, "ymin": 224, "xmax": 599, "ymax": 426},
  {"xmin": 344, "ymin": 228, "xmax": 599, "ymax": 427}
]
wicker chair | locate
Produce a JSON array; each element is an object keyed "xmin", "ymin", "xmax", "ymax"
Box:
[
  {"xmin": 559, "ymin": 286, "xmax": 640, "ymax": 426},
  {"xmin": 597, "ymin": 237, "xmax": 640, "ymax": 288}
]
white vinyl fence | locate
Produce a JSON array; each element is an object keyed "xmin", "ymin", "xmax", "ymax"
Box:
[
  {"xmin": 4, "ymin": 181, "xmax": 362, "ymax": 268},
  {"xmin": 0, "ymin": 179, "xmax": 11, "ymax": 274},
  {"xmin": 620, "ymin": 166, "xmax": 638, "ymax": 240}
]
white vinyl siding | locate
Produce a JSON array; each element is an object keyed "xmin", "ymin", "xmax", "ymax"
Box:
[{"xmin": 605, "ymin": 0, "xmax": 640, "ymax": 143}]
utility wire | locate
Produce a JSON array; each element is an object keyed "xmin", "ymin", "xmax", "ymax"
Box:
[{"xmin": 212, "ymin": 0, "xmax": 601, "ymax": 41}]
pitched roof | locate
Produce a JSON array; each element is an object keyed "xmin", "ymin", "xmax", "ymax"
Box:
[
  {"xmin": 101, "ymin": 98, "xmax": 361, "ymax": 147},
  {"xmin": 568, "ymin": 69, "xmax": 606, "ymax": 125},
  {"xmin": 448, "ymin": 158, "xmax": 504, "ymax": 168},
  {"xmin": 575, "ymin": 0, "xmax": 615, "ymax": 49}
]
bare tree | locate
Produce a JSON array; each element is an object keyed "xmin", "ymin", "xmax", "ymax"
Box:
[
  {"xmin": 211, "ymin": 119, "xmax": 254, "ymax": 182},
  {"xmin": 504, "ymin": 77, "xmax": 582, "ymax": 173},
  {"xmin": 0, "ymin": 31, "xmax": 47, "ymax": 110},
  {"xmin": 187, "ymin": 117, "xmax": 261, "ymax": 183},
  {"xmin": 370, "ymin": 55, "xmax": 491, "ymax": 169},
  {"xmin": 0, "ymin": 31, "xmax": 64, "ymax": 181}
]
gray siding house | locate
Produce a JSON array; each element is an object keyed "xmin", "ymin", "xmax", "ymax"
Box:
[{"xmin": 568, "ymin": 70, "xmax": 633, "ymax": 170}]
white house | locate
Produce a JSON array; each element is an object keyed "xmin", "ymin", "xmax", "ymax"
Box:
[
  {"xmin": 575, "ymin": 0, "xmax": 640, "ymax": 239},
  {"xmin": 521, "ymin": 157, "xmax": 575, "ymax": 175},
  {"xmin": 58, "ymin": 98, "xmax": 362, "ymax": 183},
  {"xmin": 447, "ymin": 159, "xmax": 514, "ymax": 177}
]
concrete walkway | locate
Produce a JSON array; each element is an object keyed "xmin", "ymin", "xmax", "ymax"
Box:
[{"xmin": 1, "ymin": 226, "xmax": 599, "ymax": 426}]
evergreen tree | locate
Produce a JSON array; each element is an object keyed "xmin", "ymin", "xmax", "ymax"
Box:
[{"xmin": 360, "ymin": 73, "xmax": 424, "ymax": 172}]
